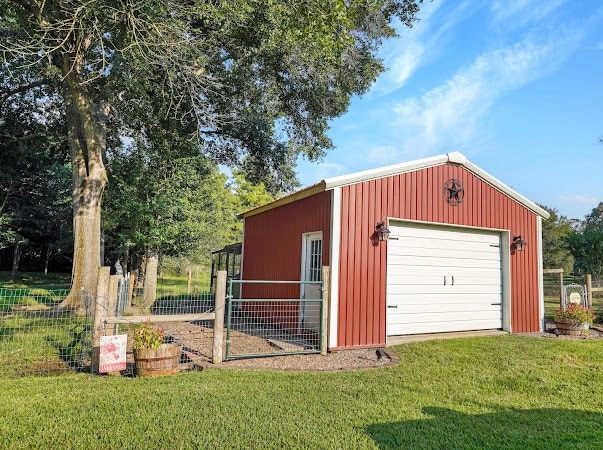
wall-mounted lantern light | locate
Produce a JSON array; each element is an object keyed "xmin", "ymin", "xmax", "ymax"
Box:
[
  {"xmin": 513, "ymin": 235, "xmax": 527, "ymax": 252},
  {"xmin": 376, "ymin": 221, "xmax": 391, "ymax": 242}
]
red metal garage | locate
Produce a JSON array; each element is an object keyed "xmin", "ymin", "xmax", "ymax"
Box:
[{"xmin": 239, "ymin": 152, "xmax": 549, "ymax": 350}]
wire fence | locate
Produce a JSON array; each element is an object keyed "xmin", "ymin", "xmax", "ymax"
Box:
[
  {"xmin": 543, "ymin": 271, "xmax": 603, "ymax": 321},
  {"xmin": 0, "ymin": 288, "xmax": 93, "ymax": 377},
  {"xmin": 225, "ymin": 280, "xmax": 323, "ymax": 360},
  {"xmin": 112, "ymin": 290, "xmax": 217, "ymax": 376}
]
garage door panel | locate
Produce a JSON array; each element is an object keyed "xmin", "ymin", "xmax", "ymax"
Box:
[
  {"xmin": 387, "ymin": 272, "xmax": 502, "ymax": 285},
  {"xmin": 391, "ymin": 224, "xmax": 500, "ymax": 241},
  {"xmin": 388, "ymin": 256, "xmax": 501, "ymax": 269},
  {"xmin": 388, "ymin": 318, "xmax": 503, "ymax": 335},
  {"xmin": 387, "ymin": 222, "xmax": 503, "ymax": 336},
  {"xmin": 388, "ymin": 246, "xmax": 501, "ymax": 261},
  {"xmin": 388, "ymin": 285, "xmax": 502, "ymax": 296},
  {"xmin": 389, "ymin": 292, "xmax": 502, "ymax": 305},
  {"xmin": 388, "ymin": 309, "xmax": 501, "ymax": 323}
]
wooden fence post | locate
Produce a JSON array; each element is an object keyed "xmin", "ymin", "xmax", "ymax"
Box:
[
  {"xmin": 558, "ymin": 270, "xmax": 564, "ymax": 305},
  {"xmin": 127, "ymin": 271, "xmax": 136, "ymax": 307},
  {"xmin": 212, "ymin": 270, "xmax": 227, "ymax": 364},
  {"xmin": 92, "ymin": 267, "xmax": 111, "ymax": 373},
  {"xmin": 105, "ymin": 275, "xmax": 121, "ymax": 336},
  {"xmin": 543, "ymin": 268, "xmax": 564, "ymax": 306},
  {"xmin": 187, "ymin": 269, "xmax": 192, "ymax": 294},
  {"xmin": 321, "ymin": 266, "xmax": 330, "ymax": 356},
  {"xmin": 585, "ymin": 274, "xmax": 592, "ymax": 308}
]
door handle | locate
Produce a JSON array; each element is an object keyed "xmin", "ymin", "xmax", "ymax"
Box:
[
  {"xmin": 444, "ymin": 276, "xmax": 446, "ymax": 286},
  {"xmin": 491, "ymin": 302, "xmax": 502, "ymax": 306},
  {"xmin": 452, "ymin": 276, "xmax": 454, "ymax": 286},
  {"xmin": 387, "ymin": 305, "xmax": 398, "ymax": 309}
]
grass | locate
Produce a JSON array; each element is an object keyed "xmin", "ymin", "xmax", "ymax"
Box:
[
  {"xmin": 0, "ymin": 271, "xmax": 211, "ymax": 295},
  {"xmin": 0, "ymin": 271, "xmax": 71, "ymax": 290},
  {"xmin": 1, "ymin": 335, "xmax": 603, "ymax": 449}
]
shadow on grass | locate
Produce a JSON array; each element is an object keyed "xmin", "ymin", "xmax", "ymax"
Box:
[{"xmin": 366, "ymin": 407, "xmax": 603, "ymax": 449}]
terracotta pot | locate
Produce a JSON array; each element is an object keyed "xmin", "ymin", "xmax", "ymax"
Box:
[
  {"xmin": 555, "ymin": 318, "xmax": 589, "ymax": 336},
  {"xmin": 133, "ymin": 343, "xmax": 181, "ymax": 377}
]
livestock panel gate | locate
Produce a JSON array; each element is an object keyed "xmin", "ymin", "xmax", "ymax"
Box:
[{"xmin": 225, "ymin": 279, "xmax": 325, "ymax": 360}]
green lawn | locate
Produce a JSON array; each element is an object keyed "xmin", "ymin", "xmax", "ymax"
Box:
[
  {"xmin": 0, "ymin": 271, "xmax": 211, "ymax": 295},
  {"xmin": 1, "ymin": 335, "xmax": 603, "ymax": 449},
  {"xmin": 0, "ymin": 271, "xmax": 71, "ymax": 290}
]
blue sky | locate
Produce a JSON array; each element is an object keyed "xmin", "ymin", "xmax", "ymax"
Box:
[{"xmin": 296, "ymin": 0, "xmax": 603, "ymax": 221}]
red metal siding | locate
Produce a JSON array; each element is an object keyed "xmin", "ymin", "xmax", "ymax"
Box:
[
  {"xmin": 242, "ymin": 191, "xmax": 332, "ymax": 299},
  {"xmin": 337, "ymin": 163, "xmax": 541, "ymax": 348}
]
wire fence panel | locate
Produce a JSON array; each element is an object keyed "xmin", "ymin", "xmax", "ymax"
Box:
[
  {"xmin": 0, "ymin": 288, "xmax": 93, "ymax": 377},
  {"xmin": 105, "ymin": 291, "xmax": 217, "ymax": 375},
  {"xmin": 225, "ymin": 280, "xmax": 323, "ymax": 360}
]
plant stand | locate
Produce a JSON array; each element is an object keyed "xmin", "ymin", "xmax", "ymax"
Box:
[
  {"xmin": 555, "ymin": 319, "xmax": 589, "ymax": 336},
  {"xmin": 133, "ymin": 343, "xmax": 182, "ymax": 377}
]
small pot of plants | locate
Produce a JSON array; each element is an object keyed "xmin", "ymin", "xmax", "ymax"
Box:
[
  {"xmin": 555, "ymin": 304, "xmax": 595, "ymax": 336},
  {"xmin": 132, "ymin": 322, "xmax": 181, "ymax": 377}
]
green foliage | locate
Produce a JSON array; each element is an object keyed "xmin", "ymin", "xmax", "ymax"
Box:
[
  {"xmin": 2, "ymin": 336, "xmax": 603, "ymax": 447},
  {"xmin": 1, "ymin": 0, "xmax": 422, "ymax": 296},
  {"xmin": 132, "ymin": 322, "xmax": 164, "ymax": 350},
  {"xmin": 566, "ymin": 202, "xmax": 603, "ymax": 277},
  {"xmin": 555, "ymin": 303, "xmax": 595, "ymax": 325},
  {"xmin": 539, "ymin": 204, "xmax": 574, "ymax": 273}
]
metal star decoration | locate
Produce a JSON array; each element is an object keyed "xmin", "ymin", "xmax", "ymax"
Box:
[{"xmin": 444, "ymin": 179, "xmax": 464, "ymax": 206}]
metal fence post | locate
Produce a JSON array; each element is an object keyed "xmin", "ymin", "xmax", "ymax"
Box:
[
  {"xmin": 92, "ymin": 267, "xmax": 111, "ymax": 373},
  {"xmin": 213, "ymin": 270, "xmax": 227, "ymax": 364},
  {"xmin": 321, "ymin": 266, "xmax": 330, "ymax": 356}
]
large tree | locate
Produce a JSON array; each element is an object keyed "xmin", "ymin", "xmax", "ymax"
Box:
[
  {"xmin": 1, "ymin": 0, "xmax": 421, "ymax": 309},
  {"xmin": 539, "ymin": 204, "xmax": 574, "ymax": 273},
  {"xmin": 567, "ymin": 202, "xmax": 603, "ymax": 278}
]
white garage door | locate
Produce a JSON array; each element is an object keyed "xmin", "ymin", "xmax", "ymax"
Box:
[{"xmin": 387, "ymin": 222, "xmax": 503, "ymax": 335}]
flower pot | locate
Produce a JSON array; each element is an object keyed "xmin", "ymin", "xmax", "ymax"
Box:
[
  {"xmin": 555, "ymin": 318, "xmax": 589, "ymax": 336},
  {"xmin": 133, "ymin": 343, "xmax": 182, "ymax": 377}
]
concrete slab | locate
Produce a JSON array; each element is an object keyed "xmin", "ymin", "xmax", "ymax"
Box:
[{"xmin": 386, "ymin": 329, "xmax": 508, "ymax": 346}]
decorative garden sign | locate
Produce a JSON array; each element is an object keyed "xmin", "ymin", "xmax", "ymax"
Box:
[{"xmin": 99, "ymin": 335, "xmax": 127, "ymax": 373}]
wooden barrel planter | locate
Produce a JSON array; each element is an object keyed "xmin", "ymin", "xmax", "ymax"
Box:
[
  {"xmin": 134, "ymin": 344, "xmax": 182, "ymax": 377},
  {"xmin": 555, "ymin": 319, "xmax": 589, "ymax": 336}
]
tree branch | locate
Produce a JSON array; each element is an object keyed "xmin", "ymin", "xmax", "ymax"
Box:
[{"xmin": 0, "ymin": 79, "xmax": 52, "ymax": 107}]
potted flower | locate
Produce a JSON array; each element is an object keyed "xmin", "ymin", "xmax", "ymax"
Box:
[
  {"xmin": 132, "ymin": 322, "xmax": 181, "ymax": 377},
  {"xmin": 555, "ymin": 304, "xmax": 595, "ymax": 336}
]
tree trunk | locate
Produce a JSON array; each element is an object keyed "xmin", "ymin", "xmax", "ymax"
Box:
[
  {"xmin": 141, "ymin": 249, "xmax": 158, "ymax": 312},
  {"xmin": 10, "ymin": 243, "xmax": 21, "ymax": 283},
  {"xmin": 44, "ymin": 245, "xmax": 52, "ymax": 276},
  {"xmin": 59, "ymin": 54, "xmax": 108, "ymax": 313}
]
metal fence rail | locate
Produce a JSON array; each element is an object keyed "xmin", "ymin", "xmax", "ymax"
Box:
[
  {"xmin": 0, "ymin": 288, "xmax": 93, "ymax": 377},
  {"xmin": 225, "ymin": 280, "xmax": 323, "ymax": 360}
]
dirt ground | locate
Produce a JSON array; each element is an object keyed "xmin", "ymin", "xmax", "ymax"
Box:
[{"xmin": 158, "ymin": 321, "xmax": 603, "ymax": 373}]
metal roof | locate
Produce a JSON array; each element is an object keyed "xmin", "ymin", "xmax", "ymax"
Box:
[{"xmin": 238, "ymin": 152, "xmax": 550, "ymax": 219}]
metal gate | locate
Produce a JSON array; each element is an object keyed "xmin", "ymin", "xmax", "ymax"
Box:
[{"xmin": 225, "ymin": 280, "xmax": 324, "ymax": 360}]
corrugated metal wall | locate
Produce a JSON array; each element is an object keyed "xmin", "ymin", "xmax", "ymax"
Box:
[
  {"xmin": 242, "ymin": 191, "xmax": 332, "ymax": 300},
  {"xmin": 337, "ymin": 163, "xmax": 540, "ymax": 348}
]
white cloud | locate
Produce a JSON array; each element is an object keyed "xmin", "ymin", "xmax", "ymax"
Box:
[
  {"xmin": 389, "ymin": 31, "xmax": 579, "ymax": 156},
  {"xmin": 491, "ymin": 0, "xmax": 567, "ymax": 23},
  {"xmin": 559, "ymin": 195, "xmax": 600, "ymax": 205},
  {"xmin": 370, "ymin": 1, "xmax": 447, "ymax": 95}
]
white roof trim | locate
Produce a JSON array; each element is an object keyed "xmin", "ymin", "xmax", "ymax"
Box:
[
  {"xmin": 462, "ymin": 159, "xmax": 549, "ymax": 219},
  {"xmin": 240, "ymin": 151, "xmax": 550, "ymax": 220},
  {"xmin": 323, "ymin": 153, "xmax": 451, "ymax": 189}
]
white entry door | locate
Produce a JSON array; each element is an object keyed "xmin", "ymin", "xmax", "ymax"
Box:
[
  {"xmin": 300, "ymin": 233, "xmax": 322, "ymax": 332},
  {"xmin": 387, "ymin": 222, "xmax": 503, "ymax": 335}
]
